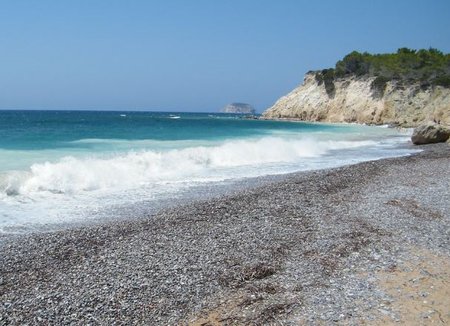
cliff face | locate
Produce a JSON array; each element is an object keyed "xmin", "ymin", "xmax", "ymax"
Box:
[{"xmin": 263, "ymin": 73, "xmax": 450, "ymax": 127}]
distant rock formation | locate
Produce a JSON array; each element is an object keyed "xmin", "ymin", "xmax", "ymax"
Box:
[
  {"xmin": 221, "ymin": 103, "xmax": 255, "ymax": 114},
  {"xmin": 411, "ymin": 123, "xmax": 450, "ymax": 145}
]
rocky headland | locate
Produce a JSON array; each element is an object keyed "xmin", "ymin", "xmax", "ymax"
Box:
[
  {"xmin": 263, "ymin": 49, "xmax": 450, "ymax": 129},
  {"xmin": 263, "ymin": 73, "xmax": 450, "ymax": 127}
]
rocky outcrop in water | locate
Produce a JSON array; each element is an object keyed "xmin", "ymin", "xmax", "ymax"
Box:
[
  {"xmin": 411, "ymin": 123, "xmax": 450, "ymax": 145},
  {"xmin": 221, "ymin": 103, "xmax": 255, "ymax": 114},
  {"xmin": 262, "ymin": 73, "xmax": 450, "ymax": 127}
]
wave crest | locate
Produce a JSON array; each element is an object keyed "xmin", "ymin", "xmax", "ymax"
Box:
[{"xmin": 1, "ymin": 137, "xmax": 375, "ymax": 196}]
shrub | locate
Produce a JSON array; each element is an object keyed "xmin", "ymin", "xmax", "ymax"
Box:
[
  {"xmin": 315, "ymin": 69, "xmax": 336, "ymax": 97},
  {"xmin": 371, "ymin": 76, "xmax": 390, "ymax": 98},
  {"xmin": 320, "ymin": 48, "xmax": 450, "ymax": 89},
  {"xmin": 432, "ymin": 75, "xmax": 450, "ymax": 87}
]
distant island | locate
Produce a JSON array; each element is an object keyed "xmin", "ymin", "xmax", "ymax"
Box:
[
  {"xmin": 263, "ymin": 48, "xmax": 450, "ymax": 127},
  {"xmin": 221, "ymin": 103, "xmax": 256, "ymax": 114}
]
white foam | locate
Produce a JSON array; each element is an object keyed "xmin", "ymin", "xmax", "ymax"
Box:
[
  {"xmin": 0, "ymin": 137, "xmax": 377, "ymax": 197},
  {"xmin": 0, "ymin": 134, "xmax": 415, "ymax": 232}
]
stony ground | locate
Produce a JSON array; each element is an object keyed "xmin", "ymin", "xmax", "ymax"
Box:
[{"xmin": 1, "ymin": 143, "xmax": 449, "ymax": 325}]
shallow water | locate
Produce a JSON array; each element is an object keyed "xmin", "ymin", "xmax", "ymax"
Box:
[{"xmin": 0, "ymin": 110, "xmax": 418, "ymax": 233}]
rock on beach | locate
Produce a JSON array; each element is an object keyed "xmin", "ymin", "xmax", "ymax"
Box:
[{"xmin": 411, "ymin": 122, "xmax": 450, "ymax": 145}]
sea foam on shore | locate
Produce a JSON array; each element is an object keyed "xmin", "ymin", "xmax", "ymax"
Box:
[
  {"xmin": 0, "ymin": 111, "xmax": 416, "ymax": 233},
  {"xmin": 1, "ymin": 143, "xmax": 449, "ymax": 325}
]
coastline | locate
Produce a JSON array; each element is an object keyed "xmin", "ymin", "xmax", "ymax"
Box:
[
  {"xmin": 1, "ymin": 143, "xmax": 449, "ymax": 324},
  {"xmin": 256, "ymin": 115, "xmax": 412, "ymax": 129}
]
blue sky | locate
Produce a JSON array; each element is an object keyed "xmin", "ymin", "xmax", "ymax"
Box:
[{"xmin": 0, "ymin": 0, "xmax": 449, "ymax": 112}]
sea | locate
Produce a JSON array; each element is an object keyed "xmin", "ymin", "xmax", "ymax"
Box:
[{"xmin": 0, "ymin": 110, "xmax": 418, "ymax": 234}]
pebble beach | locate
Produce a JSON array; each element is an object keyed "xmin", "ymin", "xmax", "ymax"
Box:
[{"xmin": 1, "ymin": 143, "xmax": 449, "ymax": 325}]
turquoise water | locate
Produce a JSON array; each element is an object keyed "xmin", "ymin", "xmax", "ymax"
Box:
[
  {"xmin": 0, "ymin": 110, "xmax": 345, "ymax": 150},
  {"xmin": 0, "ymin": 110, "xmax": 416, "ymax": 233}
]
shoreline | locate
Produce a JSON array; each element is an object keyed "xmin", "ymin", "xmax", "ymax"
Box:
[
  {"xmin": 255, "ymin": 115, "xmax": 416, "ymax": 129},
  {"xmin": 1, "ymin": 143, "xmax": 449, "ymax": 324},
  {"xmin": 0, "ymin": 125, "xmax": 417, "ymax": 238}
]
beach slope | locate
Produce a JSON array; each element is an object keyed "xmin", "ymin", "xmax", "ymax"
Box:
[{"xmin": 1, "ymin": 144, "xmax": 449, "ymax": 325}]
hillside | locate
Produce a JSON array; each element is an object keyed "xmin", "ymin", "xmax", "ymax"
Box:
[{"xmin": 263, "ymin": 48, "xmax": 450, "ymax": 126}]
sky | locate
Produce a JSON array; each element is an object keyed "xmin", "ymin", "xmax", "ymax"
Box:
[{"xmin": 0, "ymin": 0, "xmax": 449, "ymax": 112}]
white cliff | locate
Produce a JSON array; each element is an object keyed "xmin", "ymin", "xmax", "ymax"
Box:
[{"xmin": 263, "ymin": 72, "xmax": 450, "ymax": 127}]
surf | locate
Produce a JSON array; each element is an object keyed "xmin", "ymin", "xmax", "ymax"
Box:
[{"xmin": 1, "ymin": 136, "xmax": 378, "ymax": 197}]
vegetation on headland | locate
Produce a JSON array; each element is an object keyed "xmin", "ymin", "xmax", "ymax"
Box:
[{"xmin": 313, "ymin": 48, "xmax": 450, "ymax": 97}]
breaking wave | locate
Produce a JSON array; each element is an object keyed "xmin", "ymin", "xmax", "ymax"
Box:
[{"xmin": 0, "ymin": 137, "xmax": 375, "ymax": 197}]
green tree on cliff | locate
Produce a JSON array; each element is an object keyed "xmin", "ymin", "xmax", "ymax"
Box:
[{"xmin": 316, "ymin": 48, "xmax": 450, "ymax": 97}]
